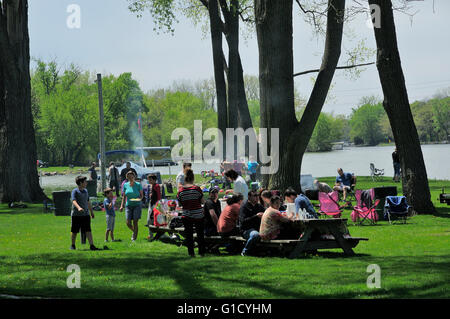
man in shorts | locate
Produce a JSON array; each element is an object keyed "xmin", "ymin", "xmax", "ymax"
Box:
[
  {"xmin": 70, "ymin": 175, "xmax": 99, "ymax": 250},
  {"xmin": 333, "ymin": 168, "xmax": 354, "ymax": 201}
]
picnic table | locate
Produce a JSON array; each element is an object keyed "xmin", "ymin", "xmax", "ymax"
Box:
[
  {"xmin": 285, "ymin": 218, "xmax": 366, "ymax": 258},
  {"xmin": 146, "ymin": 218, "xmax": 367, "ymax": 258}
]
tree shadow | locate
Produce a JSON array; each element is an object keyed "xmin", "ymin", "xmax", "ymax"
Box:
[
  {"xmin": 1, "ymin": 252, "xmax": 448, "ymax": 299},
  {"xmin": 433, "ymin": 206, "xmax": 450, "ymax": 218}
]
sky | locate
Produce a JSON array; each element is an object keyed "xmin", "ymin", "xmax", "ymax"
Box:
[{"xmin": 28, "ymin": 0, "xmax": 450, "ymax": 116}]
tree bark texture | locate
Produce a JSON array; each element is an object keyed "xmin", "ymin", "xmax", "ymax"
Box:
[
  {"xmin": 255, "ymin": 0, "xmax": 345, "ymax": 193},
  {"xmin": 0, "ymin": 0, "xmax": 46, "ymax": 202},
  {"xmin": 368, "ymin": 0, "xmax": 434, "ymax": 213}
]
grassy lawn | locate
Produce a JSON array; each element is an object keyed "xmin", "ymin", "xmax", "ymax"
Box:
[{"xmin": 0, "ymin": 176, "xmax": 449, "ymax": 299}]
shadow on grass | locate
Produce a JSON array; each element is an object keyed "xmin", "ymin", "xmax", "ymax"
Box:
[
  {"xmin": 433, "ymin": 206, "xmax": 450, "ymax": 218},
  {"xmin": 0, "ymin": 205, "xmax": 49, "ymax": 216},
  {"xmin": 1, "ymin": 252, "xmax": 448, "ymax": 299}
]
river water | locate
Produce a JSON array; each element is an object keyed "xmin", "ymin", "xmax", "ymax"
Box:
[{"xmin": 40, "ymin": 144, "xmax": 450, "ymax": 189}]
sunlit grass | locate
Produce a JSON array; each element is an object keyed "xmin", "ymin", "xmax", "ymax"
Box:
[{"xmin": 0, "ymin": 177, "xmax": 449, "ymax": 299}]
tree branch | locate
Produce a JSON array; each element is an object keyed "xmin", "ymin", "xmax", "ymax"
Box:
[
  {"xmin": 199, "ymin": 0, "xmax": 209, "ymax": 10},
  {"xmin": 293, "ymin": 62, "xmax": 374, "ymax": 77}
]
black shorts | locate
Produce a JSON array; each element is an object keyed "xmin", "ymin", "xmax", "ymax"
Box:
[{"xmin": 71, "ymin": 215, "xmax": 92, "ymax": 233}]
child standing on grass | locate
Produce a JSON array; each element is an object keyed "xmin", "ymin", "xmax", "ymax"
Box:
[
  {"xmin": 70, "ymin": 176, "xmax": 99, "ymax": 251},
  {"xmin": 103, "ymin": 188, "xmax": 118, "ymax": 242},
  {"xmin": 146, "ymin": 174, "xmax": 162, "ymax": 240}
]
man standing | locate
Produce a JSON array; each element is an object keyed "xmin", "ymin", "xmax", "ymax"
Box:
[
  {"xmin": 392, "ymin": 148, "xmax": 401, "ymax": 182},
  {"xmin": 120, "ymin": 162, "xmax": 138, "ymax": 183},
  {"xmin": 333, "ymin": 168, "xmax": 354, "ymax": 201},
  {"xmin": 88, "ymin": 162, "xmax": 97, "ymax": 181},
  {"xmin": 176, "ymin": 162, "xmax": 192, "ymax": 189},
  {"xmin": 246, "ymin": 156, "xmax": 259, "ymax": 182},
  {"xmin": 239, "ymin": 190, "xmax": 265, "ymax": 256},
  {"xmin": 108, "ymin": 162, "xmax": 120, "ymax": 197}
]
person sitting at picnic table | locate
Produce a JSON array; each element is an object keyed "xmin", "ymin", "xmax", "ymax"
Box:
[
  {"xmin": 217, "ymin": 193, "xmax": 244, "ymax": 237},
  {"xmin": 259, "ymin": 196, "xmax": 296, "ymax": 241},
  {"xmin": 314, "ymin": 179, "xmax": 333, "ymax": 194},
  {"xmin": 177, "ymin": 168, "xmax": 205, "ymax": 257},
  {"xmin": 295, "ymin": 190, "xmax": 318, "ymax": 219},
  {"xmin": 333, "ymin": 168, "xmax": 355, "ymax": 202},
  {"xmin": 279, "ymin": 188, "xmax": 297, "ymax": 212},
  {"xmin": 259, "ymin": 189, "xmax": 272, "ymax": 208},
  {"xmin": 203, "ymin": 187, "xmax": 221, "ymax": 236},
  {"xmin": 176, "ymin": 162, "xmax": 192, "ymax": 189},
  {"xmin": 239, "ymin": 190, "xmax": 265, "ymax": 256},
  {"xmin": 224, "ymin": 169, "xmax": 248, "ymax": 201}
]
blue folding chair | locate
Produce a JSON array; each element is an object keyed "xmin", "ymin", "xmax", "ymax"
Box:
[{"xmin": 384, "ymin": 196, "xmax": 410, "ymax": 224}]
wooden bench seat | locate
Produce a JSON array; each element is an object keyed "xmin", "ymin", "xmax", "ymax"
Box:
[{"xmin": 146, "ymin": 220, "xmax": 368, "ymax": 257}]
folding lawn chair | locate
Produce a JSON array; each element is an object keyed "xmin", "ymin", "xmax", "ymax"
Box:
[
  {"xmin": 351, "ymin": 189, "xmax": 379, "ymax": 225},
  {"xmin": 318, "ymin": 191, "xmax": 344, "ymax": 218},
  {"xmin": 370, "ymin": 163, "xmax": 385, "ymax": 182},
  {"xmin": 336, "ymin": 175, "xmax": 357, "ymax": 204},
  {"xmin": 384, "ymin": 196, "xmax": 410, "ymax": 224}
]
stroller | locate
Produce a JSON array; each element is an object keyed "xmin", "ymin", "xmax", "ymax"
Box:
[{"xmin": 384, "ymin": 196, "xmax": 410, "ymax": 224}]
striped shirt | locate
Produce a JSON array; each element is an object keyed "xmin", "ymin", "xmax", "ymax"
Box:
[{"xmin": 177, "ymin": 185, "xmax": 204, "ymax": 219}]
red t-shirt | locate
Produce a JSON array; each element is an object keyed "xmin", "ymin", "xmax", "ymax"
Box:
[{"xmin": 217, "ymin": 203, "xmax": 240, "ymax": 234}]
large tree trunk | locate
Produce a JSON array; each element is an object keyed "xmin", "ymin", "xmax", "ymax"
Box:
[
  {"xmin": 218, "ymin": 0, "xmax": 254, "ymax": 160},
  {"xmin": 255, "ymin": 0, "xmax": 345, "ymax": 192},
  {"xmin": 295, "ymin": 0, "xmax": 345, "ymax": 191},
  {"xmin": 368, "ymin": 0, "xmax": 434, "ymax": 214},
  {"xmin": 208, "ymin": 0, "xmax": 228, "ymax": 160},
  {"xmin": 255, "ymin": 0, "xmax": 300, "ymax": 190},
  {"xmin": 0, "ymin": 0, "xmax": 46, "ymax": 203}
]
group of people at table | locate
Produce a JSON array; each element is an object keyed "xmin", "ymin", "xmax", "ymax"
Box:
[
  {"xmin": 175, "ymin": 163, "xmax": 320, "ymax": 257},
  {"xmin": 75, "ymin": 160, "xmax": 355, "ymax": 256}
]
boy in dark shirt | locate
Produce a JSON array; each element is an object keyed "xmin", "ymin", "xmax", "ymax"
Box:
[
  {"xmin": 203, "ymin": 188, "xmax": 221, "ymax": 236},
  {"xmin": 70, "ymin": 176, "xmax": 98, "ymax": 251},
  {"xmin": 239, "ymin": 190, "xmax": 265, "ymax": 256}
]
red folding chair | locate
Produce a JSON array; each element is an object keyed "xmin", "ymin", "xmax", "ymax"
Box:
[
  {"xmin": 318, "ymin": 191, "xmax": 344, "ymax": 218},
  {"xmin": 351, "ymin": 189, "xmax": 379, "ymax": 225}
]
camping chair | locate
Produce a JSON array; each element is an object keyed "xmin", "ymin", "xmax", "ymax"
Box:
[
  {"xmin": 384, "ymin": 196, "xmax": 410, "ymax": 224},
  {"xmin": 318, "ymin": 191, "xmax": 344, "ymax": 218},
  {"xmin": 337, "ymin": 175, "xmax": 357, "ymax": 204},
  {"xmin": 351, "ymin": 189, "xmax": 379, "ymax": 225},
  {"xmin": 370, "ymin": 163, "xmax": 385, "ymax": 182}
]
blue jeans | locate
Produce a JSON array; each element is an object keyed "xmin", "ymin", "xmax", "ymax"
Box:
[
  {"xmin": 242, "ymin": 229, "xmax": 260, "ymax": 254},
  {"xmin": 393, "ymin": 162, "xmax": 401, "ymax": 177}
]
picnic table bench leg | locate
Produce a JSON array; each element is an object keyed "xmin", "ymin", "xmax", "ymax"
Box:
[
  {"xmin": 329, "ymin": 228, "xmax": 355, "ymax": 256},
  {"xmin": 288, "ymin": 228, "xmax": 314, "ymax": 259},
  {"xmin": 151, "ymin": 231, "xmax": 164, "ymax": 242}
]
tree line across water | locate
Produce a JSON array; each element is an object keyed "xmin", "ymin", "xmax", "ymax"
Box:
[{"xmin": 31, "ymin": 60, "xmax": 449, "ymax": 166}]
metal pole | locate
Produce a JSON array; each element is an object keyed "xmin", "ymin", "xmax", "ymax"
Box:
[{"xmin": 97, "ymin": 74, "xmax": 107, "ymax": 192}]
